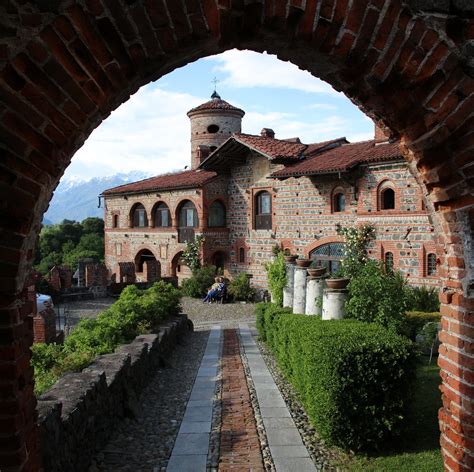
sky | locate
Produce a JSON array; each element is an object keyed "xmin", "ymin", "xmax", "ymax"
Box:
[{"xmin": 65, "ymin": 49, "xmax": 374, "ymax": 182}]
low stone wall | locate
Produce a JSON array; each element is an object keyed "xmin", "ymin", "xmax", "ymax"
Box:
[{"xmin": 37, "ymin": 315, "xmax": 191, "ymax": 472}]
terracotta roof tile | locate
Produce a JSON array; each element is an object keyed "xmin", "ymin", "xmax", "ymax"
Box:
[
  {"xmin": 102, "ymin": 169, "xmax": 217, "ymax": 195},
  {"xmin": 234, "ymin": 134, "xmax": 307, "ymax": 160},
  {"xmin": 187, "ymin": 98, "xmax": 245, "ymax": 115},
  {"xmin": 271, "ymin": 140, "xmax": 402, "ymax": 178}
]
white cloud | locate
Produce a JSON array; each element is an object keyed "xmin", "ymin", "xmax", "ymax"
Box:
[
  {"xmin": 69, "ymin": 86, "xmax": 205, "ymax": 179},
  {"xmin": 243, "ymin": 111, "xmax": 365, "ymax": 143},
  {"xmin": 307, "ymin": 103, "xmax": 337, "ymax": 111},
  {"xmin": 209, "ymin": 49, "xmax": 340, "ymax": 96}
]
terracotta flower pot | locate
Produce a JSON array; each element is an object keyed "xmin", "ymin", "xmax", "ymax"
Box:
[
  {"xmin": 326, "ymin": 278, "xmax": 350, "ymax": 289},
  {"xmin": 295, "ymin": 258, "xmax": 311, "ymax": 268},
  {"xmin": 307, "ymin": 267, "xmax": 326, "ymax": 277},
  {"xmin": 284, "ymin": 255, "xmax": 298, "ymax": 263}
]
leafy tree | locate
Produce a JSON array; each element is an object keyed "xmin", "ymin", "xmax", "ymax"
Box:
[
  {"xmin": 82, "ymin": 217, "xmax": 104, "ymax": 234},
  {"xmin": 34, "ymin": 217, "xmax": 105, "ymax": 275}
]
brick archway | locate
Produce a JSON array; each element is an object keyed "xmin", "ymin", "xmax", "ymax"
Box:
[{"xmin": 0, "ymin": 2, "xmax": 472, "ymax": 470}]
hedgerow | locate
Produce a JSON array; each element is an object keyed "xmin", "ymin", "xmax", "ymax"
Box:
[
  {"xmin": 257, "ymin": 303, "xmax": 417, "ymax": 451},
  {"xmin": 401, "ymin": 311, "xmax": 441, "ymax": 341},
  {"xmin": 33, "ymin": 281, "xmax": 181, "ymax": 395}
]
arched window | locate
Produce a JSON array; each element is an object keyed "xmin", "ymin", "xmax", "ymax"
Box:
[
  {"xmin": 208, "ymin": 200, "xmax": 226, "ymax": 227},
  {"xmin": 384, "ymin": 252, "xmax": 394, "ymax": 271},
  {"xmin": 310, "ymin": 242, "xmax": 346, "ymax": 274},
  {"xmin": 255, "ymin": 190, "xmax": 272, "ymax": 230},
  {"xmin": 427, "ymin": 253, "xmax": 437, "ymax": 276},
  {"xmin": 131, "ymin": 203, "xmax": 148, "ymax": 228},
  {"xmin": 333, "ymin": 192, "xmax": 345, "ymax": 212},
  {"xmin": 153, "ymin": 202, "xmax": 171, "ymax": 227},
  {"xmin": 239, "ymin": 247, "xmax": 245, "ymax": 263},
  {"xmin": 178, "ymin": 200, "xmax": 198, "ymax": 243},
  {"xmin": 381, "ymin": 188, "xmax": 395, "ymax": 209},
  {"xmin": 113, "ymin": 214, "xmax": 119, "ymax": 228}
]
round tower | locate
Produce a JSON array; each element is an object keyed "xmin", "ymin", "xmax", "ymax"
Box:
[{"xmin": 187, "ymin": 91, "xmax": 245, "ymax": 169}]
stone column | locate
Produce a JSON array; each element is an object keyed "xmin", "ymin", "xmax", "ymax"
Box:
[
  {"xmin": 322, "ymin": 289, "xmax": 348, "ymax": 320},
  {"xmin": 305, "ymin": 276, "xmax": 325, "ymax": 316},
  {"xmin": 292, "ymin": 266, "xmax": 307, "ymax": 314},
  {"xmin": 283, "ymin": 262, "xmax": 296, "ymax": 308}
]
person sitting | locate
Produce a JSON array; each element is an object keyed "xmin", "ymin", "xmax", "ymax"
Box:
[
  {"xmin": 203, "ymin": 277, "xmax": 221, "ymax": 303},
  {"xmin": 214, "ymin": 278, "xmax": 227, "ymax": 303}
]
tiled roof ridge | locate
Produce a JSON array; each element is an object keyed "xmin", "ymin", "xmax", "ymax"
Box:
[
  {"xmin": 270, "ymin": 139, "xmax": 402, "ymax": 178},
  {"xmin": 102, "ymin": 169, "xmax": 216, "ymax": 195}
]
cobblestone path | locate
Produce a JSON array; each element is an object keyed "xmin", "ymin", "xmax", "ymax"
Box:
[
  {"xmin": 219, "ymin": 329, "xmax": 264, "ymax": 471},
  {"xmin": 91, "ymin": 304, "xmax": 316, "ymax": 471}
]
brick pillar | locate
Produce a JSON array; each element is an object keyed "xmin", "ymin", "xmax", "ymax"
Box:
[{"xmin": 0, "ymin": 289, "xmax": 41, "ymax": 470}]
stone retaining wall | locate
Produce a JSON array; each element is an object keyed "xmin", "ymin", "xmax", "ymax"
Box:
[{"xmin": 37, "ymin": 315, "xmax": 191, "ymax": 472}]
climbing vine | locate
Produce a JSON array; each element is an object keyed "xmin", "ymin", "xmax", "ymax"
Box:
[
  {"xmin": 337, "ymin": 224, "xmax": 375, "ymax": 278},
  {"xmin": 181, "ymin": 235, "xmax": 205, "ymax": 273}
]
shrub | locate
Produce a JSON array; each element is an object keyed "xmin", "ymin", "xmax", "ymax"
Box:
[
  {"xmin": 345, "ymin": 260, "xmax": 408, "ymax": 332},
  {"xmin": 401, "ymin": 311, "xmax": 441, "ymax": 341},
  {"xmin": 257, "ymin": 304, "xmax": 417, "ymax": 451},
  {"xmin": 255, "ymin": 302, "xmax": 291, "ymax": 342},
  {"xmin": 265, "ymin": 252, "xmax": 287, "ymax": 306},
  {"xmin": 181, "ymin": 265, "xmax": 217, "ymax": 298},
  {"xmin": 33, "ymin": 282, "xmax": 181, "ymax": 396},
  {"xmin": 405, "ymin": 285, "xmax": 440, "ymax": 312},
  {"xmin": 228, "ymin": 273, "xmax": 256, "ymax": 301}
]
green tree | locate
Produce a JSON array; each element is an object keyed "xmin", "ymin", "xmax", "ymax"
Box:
[{"xmin": 82, "ymin": 217, "xmax": 104, "ymax": 234}]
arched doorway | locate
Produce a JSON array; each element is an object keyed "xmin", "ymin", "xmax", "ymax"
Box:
[
  {"xmin": 134, "ymin": 249, "xmax": 160, "ymax": 283},
  {"xmin": 177, "ymin": 200, "xmax": 199, "ymax": 243},
  {"xmin": 171, "ymin": 251, "xmax": 192, "ymax": 286},
  {"xmin": 211, "ymin": 251, "xmax": 227, "ymax": 273},
  {"xmin": 0, "ymin": 4, "xmax": 472, "ymax": 470}
]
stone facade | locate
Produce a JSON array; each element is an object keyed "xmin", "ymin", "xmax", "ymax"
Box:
[{"xmin": 104, "ymin": 98, "xmax": 439, "ymax": 292}]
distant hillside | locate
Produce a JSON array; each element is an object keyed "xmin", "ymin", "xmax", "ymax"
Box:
[{"xmin": 44, "ymin": 171, "xmax": 151, "ymax": 224}]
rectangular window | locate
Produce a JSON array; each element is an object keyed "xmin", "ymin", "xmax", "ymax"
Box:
[
  {"xmin": 160, "ymin": 209, "xmax": 169, "ymax": 227},
  {"xmin": 186, "ymin": 208, "xmax": 194, "ymax": 226},
  {"xmin": 259, "ymin": 193, "xmax": 271, "ymax": 214},
  {"xmin": 138, "ymin": 210, "xmax": 145, "ymax": 227}
]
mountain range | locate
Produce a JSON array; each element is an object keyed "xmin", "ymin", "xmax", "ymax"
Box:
[{"xmin": 43, "ymin": 171, "xmax": 151, "ymax": 224}]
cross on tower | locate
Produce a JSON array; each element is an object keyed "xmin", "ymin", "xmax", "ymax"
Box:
[{"xmin": 212, "ymin": 77, "xmax": 219, "ymax": 91}]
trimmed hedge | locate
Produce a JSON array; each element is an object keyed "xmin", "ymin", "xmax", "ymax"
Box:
[
  {"xmin": 402, "ymin": 311, "xmax": 441, "ymax": 341},
  {"xmin": 257, "ymin": 303, "xmax": 417, "ymax": 451}
]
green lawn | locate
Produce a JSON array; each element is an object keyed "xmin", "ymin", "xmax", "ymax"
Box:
[{"xmin": 339, "ymin": 359, "xmax": 443, "ymax": 471}]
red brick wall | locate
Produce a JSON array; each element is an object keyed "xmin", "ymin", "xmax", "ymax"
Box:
[{"xmin": 0, "ymin": 2, "xmax": 472, "ymax": 470}]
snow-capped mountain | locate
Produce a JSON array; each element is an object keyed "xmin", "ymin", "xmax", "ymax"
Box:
[{"xmin": 43, "ymin": 171, "xmax": 152, "ymax": 224}]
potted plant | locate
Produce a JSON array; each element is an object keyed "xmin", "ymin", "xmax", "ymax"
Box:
[
  {"xmin": 326, "ymin": 267, "xmax": 350, "ymax": 289},
  {"xmin": 295, "ymin": 255, "xmax": 311, "ymax": 268},
  {"xmin": 283, "ymin": 248, "xmax": 297, "ymax": 263},
  {"xmin": 307, "ymin": 261, "xmax": 326, "ymax": 277}
]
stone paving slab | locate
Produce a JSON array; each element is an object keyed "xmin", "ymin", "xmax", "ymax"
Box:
[
  {"xmin": 239, "ymin": 323, "xmax": 316, "ymax": 472},
  {"xmin": 179, "ymin": 420, "xmax": 212, "ymax": 433},
  {"xmin": 270, "ymin": 445, "xmax": 311, "ymax": 458},
  {"xmin": 273, "ymin": 457, "xmax": 318, "ymax": 472},
  {"xmin": 166, "ymin": 454, "xmax": 207, "ymax": 471},
  {"xmin": 166, "ymin": 326, "xmax": 222, "ymax": 472}
]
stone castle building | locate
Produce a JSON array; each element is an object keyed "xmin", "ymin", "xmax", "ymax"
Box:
[{"xmin": 102, "ymin": 92, "xmax": 439, "ymax": 290}]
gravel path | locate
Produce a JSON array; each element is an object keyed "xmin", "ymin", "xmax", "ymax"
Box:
[
  {"xmin": 89, "ymin": 329, "xmax": 209, "ymax": 472},
  {"xmin": 181, "ymin": 297, "xmax": 257, "ymax": 329}
]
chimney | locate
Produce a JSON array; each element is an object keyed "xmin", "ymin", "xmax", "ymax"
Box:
[
  {"xmin": 374, "ymin": 123, "xmax": 389, "ymax": 143},
  {"xmin": 261, "ymin": 128, "xmax": 275, "ymax": 139}
]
